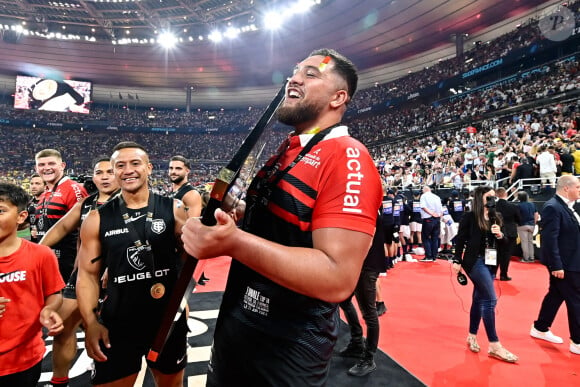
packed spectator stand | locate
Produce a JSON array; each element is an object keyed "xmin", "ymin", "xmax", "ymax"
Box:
[{"xmin": 1, "ymin": 3, "xmax": 580, "ymax": 204}]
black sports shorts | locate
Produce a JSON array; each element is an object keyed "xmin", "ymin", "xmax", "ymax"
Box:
[{"xmin": 91, "ymin": 313, "xmax": 188, "ymax": 384}]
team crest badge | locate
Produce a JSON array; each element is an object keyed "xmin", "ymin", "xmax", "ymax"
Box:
[
  {"xmin": 127, "ymin": 246, "xmax": 147, "ymax": 271},
  {"xmin": 151, "ymin": 219, "xmax": 166, "ymax": 234}
]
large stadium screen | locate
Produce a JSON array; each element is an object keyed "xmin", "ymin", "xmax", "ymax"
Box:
[{"xmin": 14, "ymin": 75, "xmax": 92, "ymax": 114}]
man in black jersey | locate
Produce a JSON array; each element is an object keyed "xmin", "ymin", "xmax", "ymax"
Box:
[
  {"xmin": 40, "ymin": 156, "xmax": 119, "ymax": 387},
  {"xmin": 168, "ymin": 155, "xmax": 202, "ymax": 218},
  {"xmin": 182, "ymin": 49, "xmax": 382, "ymax": 386},
  {"xmin": 77, "ymin": 142, "xmax": 189, "ymax": 386},
  {"xmin": 27, "ymin": 173, "xmax": 44, "ymax": 242}
]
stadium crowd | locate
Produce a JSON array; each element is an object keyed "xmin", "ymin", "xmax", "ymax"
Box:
[{"xmin": 1, "ymin": 2, "xmax": 579, "ymax": 195}]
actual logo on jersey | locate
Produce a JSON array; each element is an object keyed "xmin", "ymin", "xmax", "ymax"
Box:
[
  {"xmin": 127, "ymin": 246, "xmax": 147, "ymax": 271},
  {"xmin": 37, "ymin": 216, "xmax": 44, "ymax": 231},
  {"xmin": 151, "ymin": 219, "xmax": 166, "ymax": 234}
]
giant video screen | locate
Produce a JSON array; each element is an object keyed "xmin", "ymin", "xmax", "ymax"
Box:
[{"xmin": 14, "ymin": 75, "xmax": 92, "ymax": 114}]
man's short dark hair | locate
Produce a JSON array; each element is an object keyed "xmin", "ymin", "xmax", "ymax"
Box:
[
  {"xmin": 0, "ymin": 182, "xmax": 30, "ymax": 212},
  {"xmin": 309, "ymin": 48, "xmax": 358, "ymax": 101},
  {"xmin": 170, "ymin": 155, "xmax": 191, "ymax": 169},
  {"xmin": 92, "ymin": 155, "xmax": 111, "ymax": 167},
  {"xmin": 112, "ymin": 141, "xmax": 147, "ymax": 154}
]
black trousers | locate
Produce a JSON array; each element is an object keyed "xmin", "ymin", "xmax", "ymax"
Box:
[
  {"xmin": 421, "ymin": 218, "xmax": 440, "ymax": 260},
  {"xmin": 339, "ymin": 269, "xmax": 380, "ymax": 355},
  {"xmin": 535, "ymin": 269, "xmax": 580, "ymax": 343},
  {"xmin": 493, "ymin": 236, "xmax": 516, "ymax": 278}
]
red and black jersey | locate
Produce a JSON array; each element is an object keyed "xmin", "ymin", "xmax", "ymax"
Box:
[
  {"xmin": 35, "ymin": 176, "xmax": 87, "ymax": 280},
  {"xmin": 216, "ymin": 125, "xmax": 382, "ymax": 367},
  {"xmin": 35, "ymin": 176, "xmax": 87, "ymax": 238}
]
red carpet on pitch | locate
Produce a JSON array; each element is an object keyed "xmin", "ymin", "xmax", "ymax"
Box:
[{"xmin": 200, "ymin": 256, "xmax": 580, "ymax": 386}]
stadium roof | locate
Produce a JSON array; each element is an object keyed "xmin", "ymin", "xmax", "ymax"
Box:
[{"xmin": 0, "ymin": 0, "xmax": 561, "ymax": 107}]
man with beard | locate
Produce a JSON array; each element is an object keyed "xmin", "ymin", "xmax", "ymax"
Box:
[
  {"xmin": 167, "ymin": 155, "xmax": 201, "ymax": 218},
  {"xmin": 34, "ymin": 149, "xmax": 88, "ymax": 283},
  {"xmin": 25, "ymin": 174, "xmax": 45, "ymax": 242},
  {"xmin": 181, "ymin": 48, "xmax": 382, "ymax": 386},
  {"xmin": 77, "ymin": 142, "xmax": 189, "ymax": 386}
]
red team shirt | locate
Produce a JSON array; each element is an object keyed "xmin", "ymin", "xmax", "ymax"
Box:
[
  {"xmin": 273, "ymin": 125, "xmax": 382, "ymax": 236},
  {"xmin": 0, "ymin": 240, "xmax": 65, "ymax": 376},
  {"xmin": 35, "ymin": 176, "xmax": 88, "ymax": 239}
]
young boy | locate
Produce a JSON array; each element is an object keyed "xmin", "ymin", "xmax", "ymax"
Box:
[{"xmin": 0, "ymin": 182, "xmax": 65, "ymax": 386}]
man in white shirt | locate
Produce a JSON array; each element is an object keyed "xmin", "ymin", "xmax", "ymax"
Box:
[
  {"xmin": 536, "ymin": 145, "xmax": 557, "ymax": 189},
  {"xmin": 419, "ymin": 186, "xmax": 444, "ymax": 262}
]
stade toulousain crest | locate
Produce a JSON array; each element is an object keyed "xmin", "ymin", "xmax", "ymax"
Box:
[{"xmin": 151, "ymin": 219, "xmax": 166, "ymax": 234}]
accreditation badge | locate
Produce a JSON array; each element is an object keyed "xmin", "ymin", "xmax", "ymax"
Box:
[{"xmin": 485, "ymin": 248, "xmax": 497, "ymax": 266}]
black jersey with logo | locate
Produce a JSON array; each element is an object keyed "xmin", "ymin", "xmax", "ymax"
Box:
[
  {"xmin": 168, "ymin": 183, "xmax": 194, "ymax": 201},
  {"xmin": 410, "ymin": 198, "xmax": 423, "ymax": 223},
  {"xmin": 27, "ymin": 197, "xmax": 39, "ymax": 243},
  {"xmin": 80, "ymin": 192, "xmax": 99, "ymax": 222},
  {"xmin": 98, "ymin": 193, "xmax": 179, "ymax": 336},
  {"xmin": 381, "ymin": 195, "xmax": 395, "ymax": 226}
]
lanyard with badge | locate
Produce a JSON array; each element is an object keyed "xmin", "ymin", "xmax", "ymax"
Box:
[
  {"xmin": 117, "ymin": 193, "xmax": 165, "ymax": 300},
  {"xmin": 250, "ymin": 127, "xmax": 331, "ymax": 207},
  {"xmin": 484, "ymin": 225, "xmax": 498, "ymax": 266},
  {"xmin": 37, "ymin": 176, "xmax": 64, "ymax": 233}
]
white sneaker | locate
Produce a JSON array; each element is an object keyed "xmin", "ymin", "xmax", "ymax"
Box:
[
  {"xmin": 405, "ymin": 254, "xmax": 417, "ymax": 262},
  {"xmin": 530, "ymin": 325, "xmax": 563, "ymax": 344},
  {"xmin": 571, "ymin": 340, "xmax": 580, "ymax": 355}
]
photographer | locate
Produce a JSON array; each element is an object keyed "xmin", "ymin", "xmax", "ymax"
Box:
[{"xmin": 452, "ymin": 186, "xmax": 518, "ymax": 363}]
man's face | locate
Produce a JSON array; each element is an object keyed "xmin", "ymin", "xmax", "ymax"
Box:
[
  {"xmin": 35, "ymin": 156, "xmax": 65, "ymax": 186},
  {"xmin": 93, "ymin": 161, "xmax": 119, "ymax": 196},
  {"xmin": 111, "ymin": 148, "xmax": 152, "ymax": 194},
  {"xmin": 168, "ymin": 160, "xmax": 189, "ymax": 185},
  {"xmin": 0, "ymin": 197, "xmax": 27, "ymax": 237},
  {"xmin": 277, "ymin": 55, "xmax": 346, "ymax": 128},
  {"xmin": 29, "ymin": 176, "xmax": 45, "ymax": 197},
  {"xmin": 566, "ymin": 179, "xmax": 580, "ymax": 202}
]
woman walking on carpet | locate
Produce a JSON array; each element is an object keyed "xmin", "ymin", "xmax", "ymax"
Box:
[{"xmin": 452, "ymin": 186, "xmax": 518, "ymax": 363}]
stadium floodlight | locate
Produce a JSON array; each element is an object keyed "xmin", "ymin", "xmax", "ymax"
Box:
[
  {"xmin": 208, "ymin": 30, "xmax": 223, "ymax": 42},
  {"xmin": 264, "ymin": 11, "xmax": 285, "ymax": 30},
  {"xmin": 158, "ymin": 31, "xmax": 178, "ymax": 49},
  {"xmin": 289, "ymin": 0, "xmax": 316, "ymax": 14},
  {"xmin": 224, "ymin": 27, "xmax": 240, "ymax": 39}
]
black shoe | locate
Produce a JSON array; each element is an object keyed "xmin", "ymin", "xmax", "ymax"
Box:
[
  {"xmin": 376, "ymin": 301, "xmax": 387, "ymax": 316},
  {"xmin": 419, "ymin": 257, "xmax": 434, "ymax": 262},
  {"xmin": 339, "ymin": 340, "xmax": 365, "ymax": 358},
  {"xmin": 197, "ymin": 279, "xmax": 206, "ymax": 286},
  {"xmin": 200, "ymin": 273, "xmax": 210, "ymax": 282},
  {"xmin": 500, "ymin": 276, "xmax": 512, "ymax": 281},
  {"xmin": 348, "ymin": 357, "xmax": 377, "ymax": 376}
]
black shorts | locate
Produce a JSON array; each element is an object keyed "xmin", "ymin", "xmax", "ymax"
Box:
[
  {"xmin": 54, "ymin": 249, "xmax": 76, "ymax": 287},
  {"xmin": 63, "ymin": 268, "xmax": 77, "ymax": 299},
  {"xmin": 382, "ymin": 223, "xmax": 395, "ymax": 244},
  {"xmin": 91, "ymin": 313, "xmax": 188, "ymax": 385}
]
